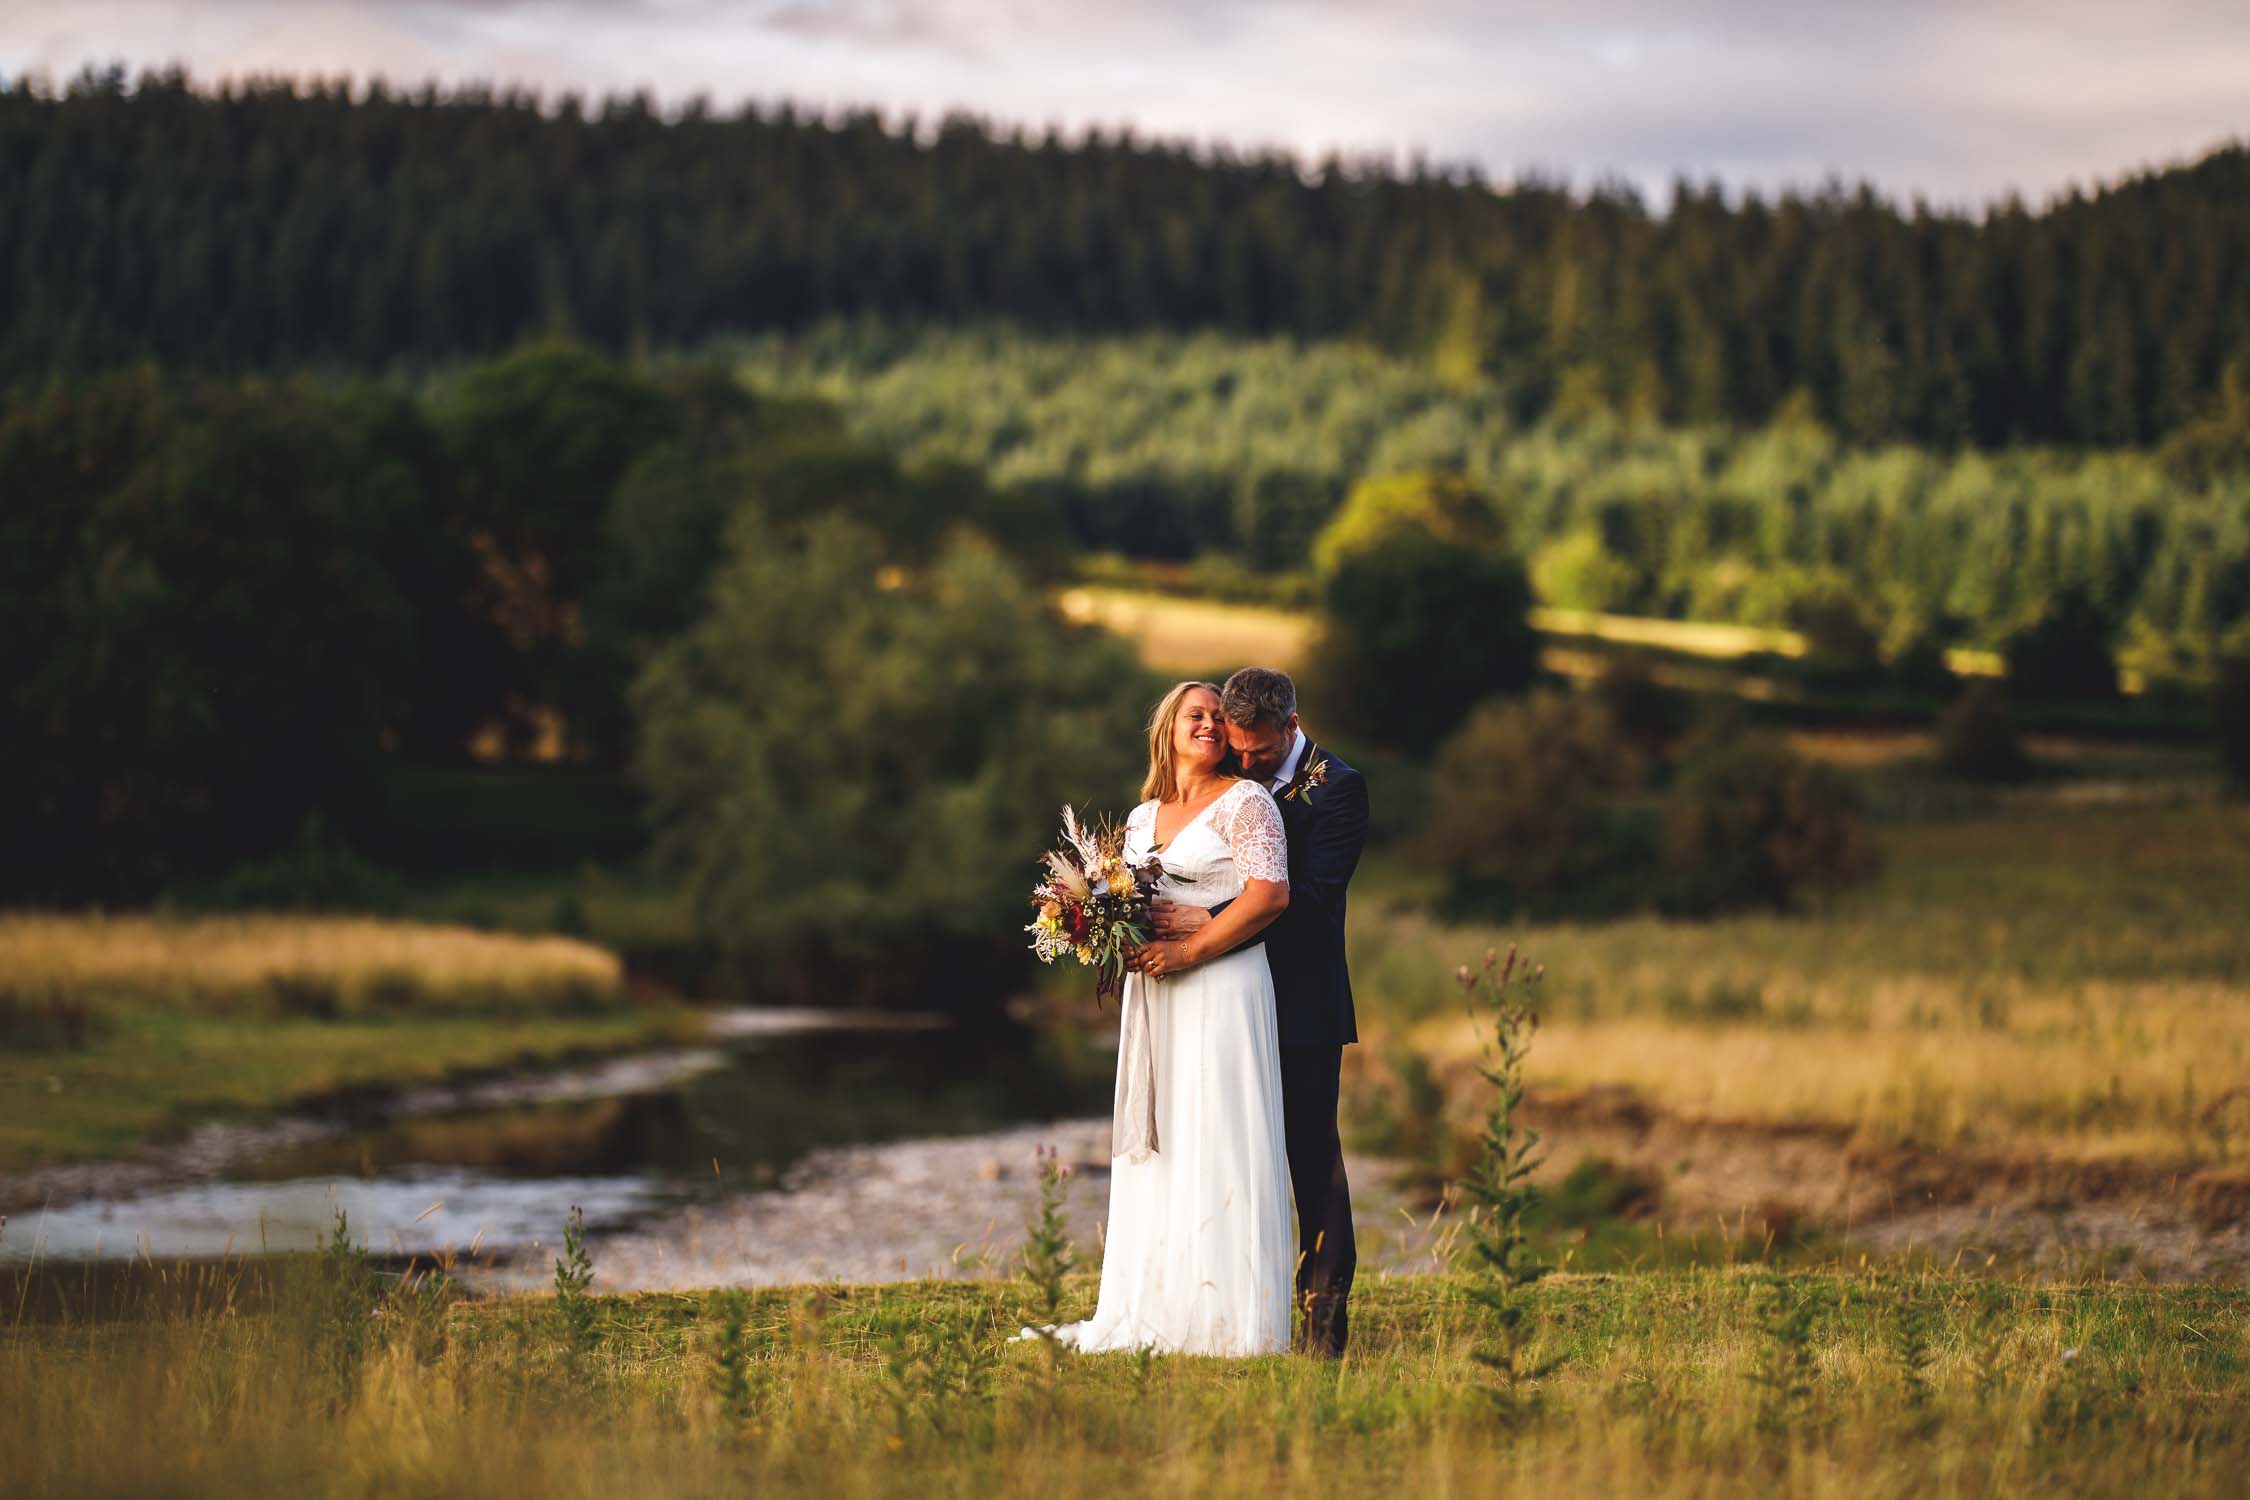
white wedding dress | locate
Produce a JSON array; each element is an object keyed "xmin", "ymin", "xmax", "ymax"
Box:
[{"xmin": 1047, "ymin": 778, "xmax": 1295, "ymax": 1356}]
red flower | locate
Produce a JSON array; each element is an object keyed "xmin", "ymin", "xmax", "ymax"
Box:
[{"xmin": 1065, "ymin": 904, "xmax": 1091, "ymax": 942}]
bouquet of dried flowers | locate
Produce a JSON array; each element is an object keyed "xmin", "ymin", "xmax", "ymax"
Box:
[{"xmin": 1026, "ymin": 805, "xmax": 1163, "ymax": 1001}]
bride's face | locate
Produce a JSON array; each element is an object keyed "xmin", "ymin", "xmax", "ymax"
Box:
[{"xmin": 1172, "ymin": 688, "xmax": 1226, "ymax": 774}]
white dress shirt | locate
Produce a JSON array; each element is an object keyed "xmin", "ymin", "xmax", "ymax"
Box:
[{"xmin": 1268, "ymin": 728, "xmax": 1309, "ymax": 793}]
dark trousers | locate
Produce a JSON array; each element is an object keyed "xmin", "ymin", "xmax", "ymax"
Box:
[{"xmin": 1278, "ymin": 1042, "xmax": 1356, "ymax": 1354}]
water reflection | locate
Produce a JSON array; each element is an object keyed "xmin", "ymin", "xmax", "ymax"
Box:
[{"xmin": 0, "ymin": 1013, "xmax": 1109, "ymax": 1267}]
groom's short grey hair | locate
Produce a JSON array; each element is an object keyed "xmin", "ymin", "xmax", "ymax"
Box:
[{"xmin": 1220, "ymin": 667, "xmax": 1297, "ymax": 728}]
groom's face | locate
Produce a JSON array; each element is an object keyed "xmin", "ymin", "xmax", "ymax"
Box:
[{"xmin": 1225, "ymin": 713, "xmax": 1299, "ymax": 782}]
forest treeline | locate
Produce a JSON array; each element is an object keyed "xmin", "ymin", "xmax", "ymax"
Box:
[
  {"xmin": 734, "ymin": 325, "xmax": 2250, "ymax": 672},
  {"xmin": 5, "ymin": 64, "xmax": 2249, "ymax": 449},
  {"xmin": 0, "ymin": 344, "xmax": 1142, "ymax": 954}
]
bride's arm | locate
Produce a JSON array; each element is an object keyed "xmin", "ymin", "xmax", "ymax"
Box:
[
  {"xmin": 1132, "ymin": 877, "xmax": 1286, "ymax": 977},
  {"xmin": 1132, "ymin": 785, "xmax": 1290, "ymax": 977}
]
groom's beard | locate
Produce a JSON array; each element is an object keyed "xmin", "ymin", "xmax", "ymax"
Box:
[{"xmin": 1233, "ymin": 745, "xmax": 1285, "ymax": 781}]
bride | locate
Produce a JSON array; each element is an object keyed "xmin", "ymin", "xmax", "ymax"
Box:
[{"xmin": 1040, "ymin": 680, "xmax": 1296, "ymax": 1356}]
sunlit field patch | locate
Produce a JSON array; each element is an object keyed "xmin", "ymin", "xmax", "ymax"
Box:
[
  {"xmin": 1354, "ymin": 802, "xmax": 2250, "ymax": 1163},
  {"xmin": 1057, "ymin": 585, "xmax": 1313, "ymax": 675},
  {"xmin": 0, "ymin": 913, "xmax": 622, "ymax": 1013},
  {"xmin": 0, "ymin": 916, "xmax": 682, "ymax": 1172}
]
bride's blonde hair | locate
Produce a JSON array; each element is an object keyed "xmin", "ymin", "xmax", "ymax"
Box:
[{"xmin": 1141, "ymin": 680, "xmax": 1223, "ymax": 803}]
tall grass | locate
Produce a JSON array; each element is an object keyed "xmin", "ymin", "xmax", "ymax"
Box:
[
  {"xmin": 0, "ymin": 913, "xmax": 623, "ymax": 1015},
  {"xmin": 9, "ymin": 1257, "xmax": 2245, "ymax": 1498},
  {"xmin": 0, "ymin": 915, "xmax": 684, "ymax": 1171},
  {"xmin": 1349, "ymin": 800, "xmax": 2250, "ymax": 1163}
]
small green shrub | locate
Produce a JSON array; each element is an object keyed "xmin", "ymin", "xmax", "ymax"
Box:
[
  {"xmin": 1348, "ymin": 1039, "xmax": 1449, "ymax": 1165},
  {"xmin": 1785, "ymin": 588, "xmax": 1884, "ymax": 686},
  {"xmin": 0, "ymin": 986, "xmax": 101, "ymax": 1051},
  {"xmin": 1592, "ymin": 655, "xmax": 1691, "ymax": 754},
  {"xmin": 182, "ymin": 816, "xmax": 407, "ymax": 915},
  {"xmin": 552, "ymin": 1204, "xmax": 598, "ymax": 1363},
  {"xmin": 550, "ymin": 892, "xmax": 592, "ymax": 937},
  {"xmin": 1528, "ymin": 1157, "xmax": 1661, "ymax": 1232},
  {"xmin": 279, "ymin": 1209, "xmax": 384, "ymax": 1405},
  {"xmin": 1883, "ymin": 614, "xmax": 1959, "ymax": 697},
  {"xmin": 267, "ymin": 971, "xmax": 343, "ymax": 1019},
  {"xmin": 1417, "ymin": 690, "xmax": 1648, "ymax": 917},
  {"xmin": 2002, "ymin": 587, "xmax": 2120, "ymax": 702},
  {"xmin": 1018, "ymin": 1146, "xmax": 1077, "ymax": 1409},
  {"xmin": 1454, "ymin": 945, "xmax": 1563, "ymax": 1405},
  {"xmin": 1747, "ymin": 1273, "xmax": 1822, "ymax": 1428},
  {"xmin": 1662, "ymin": 729, "xmax": 1880, "ymax": 913},
  {"xmin": 1937, "ymin": 680, "xmax": 2033, "ymax": 782}
]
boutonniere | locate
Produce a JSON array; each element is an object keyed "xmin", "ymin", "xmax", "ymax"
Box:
[{"xmin": 1283, "ymin": 757, "xmax": 1330, "ymax": 802}]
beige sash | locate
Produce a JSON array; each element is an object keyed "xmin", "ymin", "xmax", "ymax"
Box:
[{"xmin": 1112, "ymin": 975, "xmax": 1159, "ymax": 1161}]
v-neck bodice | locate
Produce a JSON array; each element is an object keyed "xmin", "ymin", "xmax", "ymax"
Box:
[{"xmin": 1125, "ymin": 780, "xmax": 1289, "ymax": 907}]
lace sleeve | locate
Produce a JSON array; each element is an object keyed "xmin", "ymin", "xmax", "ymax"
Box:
[{"xmin": 1220, "ymin": 782, "xmax": 1289, "ymax": 883}]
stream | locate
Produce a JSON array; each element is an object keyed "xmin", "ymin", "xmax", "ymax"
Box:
[{"xmin": 0, "ymin": 1010, "xmax": 1125, "ymax": 1287}]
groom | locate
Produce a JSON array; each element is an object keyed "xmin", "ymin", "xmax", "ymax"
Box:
[{"xmin": 1156, "ymin": 666, "xmax": 1367, "ymax": 1356}]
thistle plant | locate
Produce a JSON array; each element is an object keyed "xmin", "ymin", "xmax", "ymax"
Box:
[
  {"xmin": 1454, "ymin": 943, "xmax": 1561, "ymax": 1404},
  {"xmin": 283, "ymin": 1207, "xmax": 382, "ymax": 1405},
  {"xmin": 552, "ymin": 1203, "xmax": 598, "ymax": 1361},
  {"xmin": 877, "ymin": 1303, "xmax": 1004, "ymax": 1449},
  {"xmin": 1748, "ymin": 1272, "xmax": 1820, "ymax": 1428},
  {"xmin": 710, "ymin": 1289, "xmax": 763, "ymax": 1440},
  {"xmin": 1888, "ymin": 1284, "xmax": 1938, "ymax": 1424},
  {"xmin": 1019, "ymin": 1145, "xmax": 1078, "ymax": 1409}
]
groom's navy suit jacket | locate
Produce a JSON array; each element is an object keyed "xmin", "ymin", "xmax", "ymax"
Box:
[{"xmin": 1220, "ymin": 743, "xmax": 1367, "ymax": 1047}]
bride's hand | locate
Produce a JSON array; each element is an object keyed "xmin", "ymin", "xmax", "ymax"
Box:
[{"xmin": 1134, "ymin": 939, "xmax": 1192, "ymax": 978}]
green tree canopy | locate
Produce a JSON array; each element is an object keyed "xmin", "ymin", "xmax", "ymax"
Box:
[
  {"xmin": 430, "ymin": 340, "xmax": 678, "ymax": 759},
  {"xmin": 10, "ymin": 68, "xmax": 2250, "ymax": 451},
  {"xmin": 1310, "ymin": 472, "xmax": 1508, "ymax": 579},
  {"xmin": 0, "ymin": 371, "xmax": 442, "ymax": 897},
  {"xmin": 631, "ymin": 516, "xmax": 1148, "ymax": 1008},
  {"xmin": 1308, "ymin": 474, "xmax": 1538, "ymax": 752}
]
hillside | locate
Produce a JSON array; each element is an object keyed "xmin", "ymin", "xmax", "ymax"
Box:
[{"xmin": 4, "ymin": 65, "xmax": 2248, "ymax": 448}]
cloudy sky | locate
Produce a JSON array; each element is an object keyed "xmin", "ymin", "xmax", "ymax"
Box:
[{"xmin": 4, "ymin": 1, "xmax": 2245, "ymax": 207}]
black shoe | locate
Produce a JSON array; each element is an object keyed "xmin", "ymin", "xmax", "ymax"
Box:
[{"xmin": 1299, "ymin": 1295, "xmax": 1348, "ymax": 1358}]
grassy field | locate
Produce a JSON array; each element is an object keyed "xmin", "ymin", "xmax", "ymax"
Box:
[
  {"xmin": 1346, "ymin": 797, "xmax": 2250, "ymax": 1167},
  {"xmin": 0, "ymin": 914, "xmax": 624, "ymax": 1009},
  {"xmin": 9, "ymin": 1254, "xmax": 2246, "ymax": 1499},
  {"xmin": 0, "ymin": 916, "xmax": 692, "ymax": 1172},
  {"xmin": 1057, "ymin": 585, "xmax": 1314, "ymax": 677},
  {"xmin": 1059, "ymin": 582, "xmax": 2027, "ymax": 683},
  {"xmin": 1059, "ymin": 580, "xmax": 2249, "ymax": 1168}
]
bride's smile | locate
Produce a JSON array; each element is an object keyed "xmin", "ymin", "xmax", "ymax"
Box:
[{"xmin": 1174, "ymin": 695, "xmax": 1227, "ymax": 768}]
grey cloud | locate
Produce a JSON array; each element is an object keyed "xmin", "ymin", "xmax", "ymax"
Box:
[{"xmin": 1, "ymin": 0, "xmax": 2245, "ymax": 205}]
